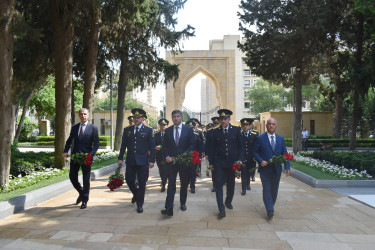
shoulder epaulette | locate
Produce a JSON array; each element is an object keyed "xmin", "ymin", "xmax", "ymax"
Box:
[
  {"xmin": 193, "ymin": 132, "xmax": 199, "ymax": 135},
  {"xmin": 213, "ymin": 125, "xmax": 221, "ymax": 129},
  {"xmin": 251, "ymin": 131, "xmax": 258, "ymax": 135},
  {"xmin": 154, "ymin": 130, "xmax": 160, "ymax": 133}
]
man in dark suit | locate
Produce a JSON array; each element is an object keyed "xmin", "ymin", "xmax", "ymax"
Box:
[
  {"xmin": 240, "ymin": 118, "xmax": 258, "ymax": 195},
  {"xmin": 118, "ymin": 108, "xmax": 156, "ymax": 213},
  {"xmin": 154, "ymin": 118, "xmax": 169, "ymax": 192},
  {"xmin": 208, "ymin": 109, "xmax": 245, "ymax": 219},
  {"xmin": 254, "ymin": 118, "xmax": 291, "ymax": 220},
  {"xmin": 205, "ymin": 117, "xmax": 221, "ymax": 192},
  {"xmin": 63, "ymin": 108, "xmax": 100, "ymax": 209},
  {"xmin": 161, "ymin": 110, "xmax": 194, "ymax": 216}
]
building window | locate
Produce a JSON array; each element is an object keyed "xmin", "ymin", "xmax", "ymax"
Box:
[
  {"xmin": 244, "ymin": 69, "xmax": 250, "ymax": 75},
  {"xmin": 244, "ymin": 102, "xmax": 251, "ymax": 109},
  {"xmin": 244, "ymin": 80, "xmax": 250, "ymax": 87},
  {"xmin": 253, "ymin": 79, "xmax": 257, "ymax": 85},
  {"xmin": 244, "ymin": 91, "xmax": 249, "ymax": 98}
]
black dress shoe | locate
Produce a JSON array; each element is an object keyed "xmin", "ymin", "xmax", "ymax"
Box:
[
  {"xmin": 218, "ymin": 210, "xmax": 226, "ymax": 219},
  {"xmin": 225, "ymin": 202, "xmax": 233, "ymax": 209},
  {"xmin": 75, "ymin": 196, "xmax": 82, "ymax": 205},
  {"xmin": 190, "ymin": 189, "xmax": 195, "ymax": 194},
  {"xmin": 161, "ymin": 209, "xmax": 173, "ymax": 216},
  {"xmin": 211, "ymin": 187, "xmax": 216, "ymax": 192},
  {"xmin": 267, "ymin": 210, "xmax": 274, "ymax": 220},
  {"xmin": 161, "ymin": 186, "xmax": 165, "ymax": 192},
  {"xmin": 131, "ymin": 196, "xmax": 136, "ymax": 204},
  {"xmin": 180, "ymin": 204, "xmax": 187, "ymax": 211},
  {"xmin": 241, "ymin": 191, "xmax": 246, "ymax": 196},
  {"xmin": 251, "ymin": 177, "xmax": 255, "ymax": 182},
  {"xmin": 137, "ymin": 206, "xmax": 143, "ymax": 213},
  {"xmin": 246, "ymin": 185, "xmax": 251, "ymax": 190},
  {"xmin": 80, "ymin": 201, "xmax": 87, "ymax": 209}
]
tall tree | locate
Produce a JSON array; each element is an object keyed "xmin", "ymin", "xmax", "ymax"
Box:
[
  {"xmin": 49, "ymin": 0, "xmax": 81, "ymax": 169},
  {"xmin": 238, "ymin": 0, "xmax": 342, "ymax": 153},
  {"xmin": 0, "ymin": 0, "xmax": 16, "ymax": 188},
  {"xmin": 101, "ymin": 0, "xmax": 194, "ymax": 150}
]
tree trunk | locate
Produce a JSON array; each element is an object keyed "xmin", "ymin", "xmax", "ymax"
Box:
[
  {"xmin": 292, "ymin": 68, "xmax": 303, "ymax": 153},
  {"xmin": 114, "ymin": 54, "xmax": 129, "ymax": 151},
  {"xmin": 0, "ymin": 0, "xmax": 16, "ymax": 188},
  {"xmin": 71, "ymin": 82, "xmax": 75, "ymax": 124},
  {"xmin": 14, "ymin": 90, "xmax": 34, "ymax": 142},
  {"xmin": 349, "ymin": 88, "xmax": 359, "ymax": 150},
  {"xmin": 83, "ymin": 6, "xmax": 102, "ymax": 116},
  {"xmin": 49, "ymin": 0, "xmax": 80, "ymax": 169},
  {"xmin": 333, "ymin": 72, "xmax": 343, "ymax": 139}
]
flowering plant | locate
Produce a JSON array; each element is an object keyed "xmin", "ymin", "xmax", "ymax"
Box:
[
  {"xmin": 232, "ymin": 161, "xmax": 242, "ymax": 179},
  {"xmin": 268, "ymin": 153, "xmax": 294, "ymax": 166},
  {"xmin": 107, "ymin": 165, "xmax": 125, "ymax": 191},
  {"xmin": 85, "ymin": 153, "xmax": 93, "ymax": 166},
  {"xmin": 206, "ymin": 165, "xmax": 211, "ymax": 177}
]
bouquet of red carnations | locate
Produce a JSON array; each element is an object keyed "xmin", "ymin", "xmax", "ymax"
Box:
[
  {"xmin": 232, "ymin": 161, "xmax": 242, "ymax": 179},
  {"xmin": 107, "ymin": 165, "xmax": 124, "ymax": 191},
  {"xmin": 71, "ymin": 153, "xmax": 93, "ymax": 166},
  {"xmin": 268, "ymin": 153, "xmax": 294, "ymax": 166}
]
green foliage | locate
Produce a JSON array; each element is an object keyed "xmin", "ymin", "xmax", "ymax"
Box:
[
  {"xmin": 16, "ymin": 116, "xmax": 38, "ymax": 142},
  {"xmin": 28, "ymin": 75, "xmax": 56, "ymax": 119},
  {"xmin": 93, "ymin": 93, "xmax": 143, "ymax": 111},
  {"xmin": 311, "ymin": 150, "xmax": 375, "ymax": 176},
  {"xmin": 246, "ymin": 78, "xmax": 287, "ymax": 117}
]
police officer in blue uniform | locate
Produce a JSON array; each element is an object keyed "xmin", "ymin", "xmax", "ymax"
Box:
[
  {"xmin": 118, "ymin": 108, "xmax": 156, "ymax": 213},
  {"xmin": 208, "ymin": 109, "xmax": 245, "ymax": 219},
  {"xmin": 154, "ymin": 118, "xmax": 169, "ymax": 192},
  {"xmin": 205, "ymin": 117, "xmax": 221, "ymax": 192},
  {"xmin": 240, "ymin": 118, "xmax": 258, "ymax": 195},
  {"xmin": 185, "ymin": 120, "xmax": 203, "ymax": 193}
]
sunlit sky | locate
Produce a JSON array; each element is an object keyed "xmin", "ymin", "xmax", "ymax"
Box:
[{"xmin": 149, "ymin": 0, "xmax": 242, "ymax": 112}]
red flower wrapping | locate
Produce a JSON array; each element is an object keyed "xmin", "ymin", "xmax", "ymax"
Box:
[
  {"xmin": 232, "ymin": 162, "xmax": 242, "ymax": 179},
  {"xmin": 85, "ymin": 153, "xmax": 93, "ymax": 166},
  {"xmin": 107, "ymin": 165, "xmax": 125, "ymax": 191},
  {"xmin": 192, "ymin": 151, "xmax": 201, "ymax": 165},
  {"xmin": 284, "ymin": 153, "xmax": 294, "ymax": 161}
]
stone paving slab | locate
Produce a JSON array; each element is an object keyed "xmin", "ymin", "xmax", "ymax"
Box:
[{"xmin": 1, "ymin": 162, "xmax": 375, "ymax": 249}]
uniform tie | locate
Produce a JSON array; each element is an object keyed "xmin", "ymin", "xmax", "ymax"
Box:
[
  {"xmin": 224, "ymin": 128, "xmax": 228, "ymax": 135},
  {"xmin": 245, "ymin": 132, "xmax": 248, "ymax": 137},
  {"xmin": 175, "ymin": 126, "xmax": 180, "ymax": 146},
  {"xmin": 79, "ymin": 124, "xmax": 85, "ymax": 139},
  {"xmin": 271, "ymin": 135, "xmax": 275, "ymax": 151}
]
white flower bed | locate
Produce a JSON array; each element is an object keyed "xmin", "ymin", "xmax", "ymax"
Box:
[
  {"xmin": 294, "ymin": 153, "xmax": 373, "ymax": 180},
  {"xmin": 3, "ymin": 151, "xmax": 119, "ymax": 193}
]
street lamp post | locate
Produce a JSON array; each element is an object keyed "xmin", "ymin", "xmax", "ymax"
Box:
[{"xmin": 110, "ymin": 70, "xmax": 113, "ymax": 150}]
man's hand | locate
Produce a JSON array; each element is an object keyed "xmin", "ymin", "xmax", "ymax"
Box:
[
  {"xmin": 149, "ymin": 162, "xmax": 155, "ymax": 168},
  {"xmin": 285, "ymin": 169, "xmax": 291, "ymax": 177},
  {"xmin": 156, "ymin": 145, "xmax": 161, "ymax": 151},
  {"xmin": 118, "ymin": 160, "xmax": 123, "ymax": 165},
  {"xmin": 209, "ymin": 165, "xmax": 214, "ymax": 170},
  {"xmin": 261, "ymin": 161, "xmax": 268, "ymax": 167},
  {"xmin": 62, "ymin": 153, "xmax": 68, "ymax": 158},
  {"xmin": 166, "ymin": 156, "xmax": 172, "ymax": 163}
]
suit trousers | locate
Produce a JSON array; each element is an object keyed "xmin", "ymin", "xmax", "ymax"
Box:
[
  {"xmin": 188, "ymin": 164, "xmax": 199, "ymax": 189},
  {"xmin": 241, "ymin": 163, "xmax": 249, "ymax": 191},
  {"xmin": 156, "ymin": 160, "xmax": 168, "ymax": 187},
  {"xmin": 214, "ymin": 167, "xmax": 235, "ymax": 212},
  {"xmin": 125, "ymin": 163, "xmax": 149, "ymax": 207},
  {"xmin": 69, "ymin": 161, "xmax": 91, "ymax": 202},
  {"xmin": 164, "ymin": 163, "xmax": 189, "ymax": 210},
  {"xmin": 259, "ymin": 169, "xmax": 281, "ymax": 212}
]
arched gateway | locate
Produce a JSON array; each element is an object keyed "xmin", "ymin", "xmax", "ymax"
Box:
[{"xmin": 165, "ymin": 35, "xmax": 258, "ymax": 122}]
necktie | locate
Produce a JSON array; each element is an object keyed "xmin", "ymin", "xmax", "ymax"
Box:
[
  {"xmin": 161, "ymin": 132, "xmax": 164, "ymax": 139},
  {"xmin": 271, "ymin": 135, "xmax": 275, "ymax": 151},
  {"xmin": 224, "ymin": 128, "xmax": 228, "ymax": 135},
  {"xmin": 79, "ymin": 124, "xmax": 85, "ymax": 139},
  {"xmin": 245, "ymin": 132, "xmax": 248, "ymax": 137},
  {"xmin": 175, "ymin": 126, "xmax": 179, "ymax": 146},
  {"xmin": 135, "ymin": 126, "xmax": 139, "ymax": 135}
]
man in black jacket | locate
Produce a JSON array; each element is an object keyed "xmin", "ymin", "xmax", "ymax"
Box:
[{"xmin": 63, "ymin": 108, "xmax": 100, "ymax": 209}]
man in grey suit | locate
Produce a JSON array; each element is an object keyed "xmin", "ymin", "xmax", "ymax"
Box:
[
  {"xmin": 254, "ymin": 118, "xmax": 290, "ymax": 219},
  {"xmin": 63, "ymin": 108, "xmax": 100, "ymax": 209},
  {"xmin": 161, "ymin": 110, "xmax": 194, "ymax": 216}
]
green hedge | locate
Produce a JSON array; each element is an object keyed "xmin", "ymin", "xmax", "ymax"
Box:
[
  {"xmin": 284, "ymin": 138, "xmax": 375, "ymax": 148},
  {"xmin": 34, "ymin": 136, "xmax": 112, "ymax": 146},
  {"xmin": 310, "ymin": 150, "xmax": 375, "ymax": 177}
]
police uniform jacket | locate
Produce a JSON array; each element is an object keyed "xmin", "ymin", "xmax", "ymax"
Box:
[
  {"xmin": 118, "ymin": 124, "xmax": 156, "ymax": 166},
  {"xmin": 154, "ymin": 130, "xmax": 165, "ymax": 163},
  {"xmin": 242, "ymin": 130, "xmax": 258, "ymax": 164},
  {"xmin": 194, "ymin": 129, "xmax": 205, "ymax": 155},
  {"xmin": 208, "ymin": 124, "xmax": 245, "ymax": 168}
]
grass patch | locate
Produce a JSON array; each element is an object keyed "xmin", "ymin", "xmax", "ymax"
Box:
[
  {"xmin": 1, "ymin": 157, "xmax": 118, "ymax": 202},
  {"xmin": 291, "ymin": 161, "xmax": 342, "ymax": 180}
]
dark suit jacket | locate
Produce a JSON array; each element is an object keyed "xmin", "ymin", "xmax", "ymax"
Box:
[
  {"xmin": 64, "ymin": 122, "xmax": 100, "ymax": 156},
  {"xmin": 254, "ymin": 132, "xmax": 290, "ymax": 175},
  {"xmin": 118, "ymin": 124, "xmax": 156, "ymax": 166},
  {"xmin": 162, "ymin": 124, "xmax": 194, "ymax": 158},
  {"xmin": 208, "ymin": 124, "xmax": 245, "ymax": 168}
]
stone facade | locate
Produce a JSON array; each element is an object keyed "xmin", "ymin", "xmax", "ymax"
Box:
[{"xmin": 166, "ymin": 35, "xmax": 258, "ymax": 122}]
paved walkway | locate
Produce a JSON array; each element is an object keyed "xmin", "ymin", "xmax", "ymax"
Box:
[{"xmin": 1, "ymin": 160, "xmax": 375, "ymax": 249}]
